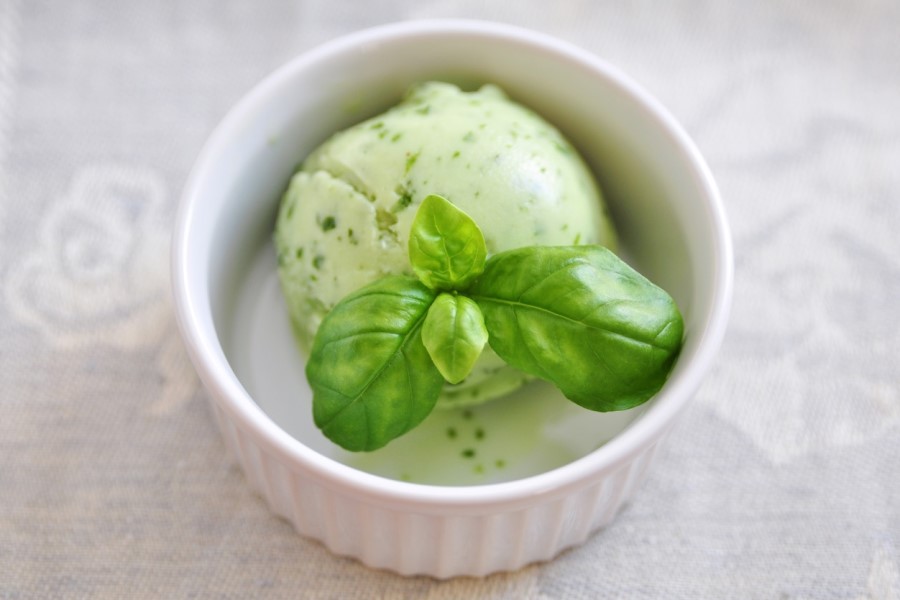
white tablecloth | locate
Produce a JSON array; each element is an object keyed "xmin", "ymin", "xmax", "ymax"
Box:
[{"xmin": 3, "ymin": 1, "xmax": 899, "ymax": 597}]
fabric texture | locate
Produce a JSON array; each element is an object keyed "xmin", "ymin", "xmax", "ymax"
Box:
[{"xmin": 2, "ymin": 1, "xmax": 899, "ymax": 597}]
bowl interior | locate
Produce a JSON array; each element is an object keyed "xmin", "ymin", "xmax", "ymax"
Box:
[{"xmin": 186, "ymin": 24, "xmax": 725, "ymax": 487}]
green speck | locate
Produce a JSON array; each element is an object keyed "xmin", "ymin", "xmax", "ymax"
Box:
[
  {"xmin": 561, "ymin": 224, "xmax": 569, "ymax": 231},
  {"xmin": 573, "ymin": 233, "xmax": 582, "ymax": 245},
  {"xmin": 347, "ymin": 228, "xmax": 358, "ymax": 245},
  {"xmin": 400, "ymin": 472, "xmax": 412, "ymax": 481},
  {"xmin": 404, "ymin": 151, "xmax": 420, "ymax": 174},
  {"xmin": 378, "ymin": 130, "xmax": 387, "ymax": 139},
  {"xmin": 391, "ymin": 132, "xmax": 403, "ymax": 143},
  {"xmin": 277, "ymin": 251, "xmax": 287, "ymax": 266},
  {"xmin": 320, "ymin": 215, "xmax": 336, "ymax": 232},
  {"xmin": 554, "ymin": 141, "xmax": 571, "ymax": 154},
  {"xmin": 295, "ymin": 247, "xmax": 304, "ymax": 259},
  {"xmin": 462, "ymin": 409, "xmax": 473, "ymax": 420},
  {"xmin": 370, "ymin": 121, "xmax": 384, "ymax": 129},
  {"xmin": 376, "ymin": 208, "xmax": 398, "ymax": 230},
  {"xmin": 392, "ymin": 190, "xmax": 413, "ymax": 213},
  {"xmin": 474, "ymin": 464, "xmax": 485, "ymax": 475},
  {"xmin": 452, "ymin": 150, "xmax": 461, "ymax": 159},
  {"xmin": 462, "ymin": 448, "xmax": 476, "ymax": 459},
  {"xmin": 475, "ymin": 427, "xmax": 485, "ymax": 440},
  {"xmin": 312, "ymin": 255, "xmax": 325, "ymax": 270},
  {"xmin": 462, "ymin": 131, "xmax": 476, "ymax": 143},
  {"xmin": 309, "ymin": 274, "xmax": 318, "ymax": 282},
  {"xmin": 415, "ymin": 105, "xmax": 431, "ymax": 115},
  {"xmin": 478, "ymin": 123, "xmax": 486, "ymax": 129},
  {"xmin": 446, "ymin": 427, "xmax": 457, "ymax": 440},
  {"xmin": 495, "ymin": 459, "xmax": 506, "ymax": 469},
  {"xmin": 286, "ymin": 203, "xmax": 296, "ymax": 219}
]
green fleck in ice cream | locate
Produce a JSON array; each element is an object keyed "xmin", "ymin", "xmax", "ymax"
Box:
[{"xmin": 275, "ymin": 82, "xmax": 617, "ymax": 408}]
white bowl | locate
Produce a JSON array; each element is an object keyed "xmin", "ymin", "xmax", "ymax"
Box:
[{"xmin": 172, "ymin": 20, "xmax": 732, "ymax": 578}]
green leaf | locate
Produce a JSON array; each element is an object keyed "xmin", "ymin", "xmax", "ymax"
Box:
[
  {"xmin": 408, "ymin": 194, "xmax": 487, "ymax": 290},
  {"xmin": 306, "ymin": 276, "xmax": 444, "ymax": 451},
  {"xmin": 422, "ymin": 293, "xmax": 489, "ymax": 384},
  {"xmin": 469, "ymin": 246, "xmax": 684, "ymax": 412}
]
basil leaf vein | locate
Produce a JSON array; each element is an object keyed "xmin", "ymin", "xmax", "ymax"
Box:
[
  {"xmin": 408, "ymin": 194, "xmax": 487, "ymax": 290},
  {"xmin": 469, "ymin": 245, "xmax": 684, "ymax": 412},
  {"xmin": 306, "ymin": 276, "xmax": 444, "ymax": 451}
]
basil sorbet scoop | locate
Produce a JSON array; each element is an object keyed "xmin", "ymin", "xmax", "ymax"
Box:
[{"xmin": 275, "ymin": 82, "xmax": 618, "ymax": 409}]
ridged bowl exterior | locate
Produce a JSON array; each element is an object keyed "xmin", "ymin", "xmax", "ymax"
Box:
[{"xmin": 208, "ymin": 399, "xmax": 666, "ymax": 578}]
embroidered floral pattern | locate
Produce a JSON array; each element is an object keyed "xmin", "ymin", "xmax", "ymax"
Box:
[
  {"xmin": 5, "ymin": 164, "xmax": 198, "ymax": 413},
  {"xmin": 6, "ymin": 165, "xmax": 171, "ymax": 347}
]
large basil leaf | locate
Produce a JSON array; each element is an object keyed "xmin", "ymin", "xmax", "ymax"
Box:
[
  {"xmin": 306, "ymin": 276, "xmax": 444, "ymax": 451},
  {"xmin": 422, "ymin": 293, "xmax": 489, "ymax": 384},
  {"xmin": 408, "ymin": 194, "xmax": 487, "ymax": 290},
  {"xmin": 469, "ymin": 246, "xmax": 684, "ymax": 411}
]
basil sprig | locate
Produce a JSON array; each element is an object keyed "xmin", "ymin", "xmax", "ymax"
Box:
[{"xmin": 306, "ymin": 194, "xmax": 684, "ymax": 451}]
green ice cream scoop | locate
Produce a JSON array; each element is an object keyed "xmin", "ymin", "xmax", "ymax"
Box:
[{"xmin": 274, "ymin": 82, "xmax": 617, "ymax": 408}]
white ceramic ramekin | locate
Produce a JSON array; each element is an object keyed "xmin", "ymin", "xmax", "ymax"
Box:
[{"xmin": 172, "ymin": 20, "xmax": 732, "ymax": 578}]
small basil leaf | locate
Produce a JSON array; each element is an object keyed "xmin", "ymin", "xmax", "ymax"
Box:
[
  {"xmin": 469, "ymin": 246, "xmax": 684, "ymax": 412},
  {"xmin": 306, "ymin": 276, "xmax": 444, "ymax": 451},
  {"xmin": 408, "ymin": 194, "xmax": 487, "ymax": 290},
  {"xmin": 422, "ymin": 293, "xmax": 489, "ymax": 384}
]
